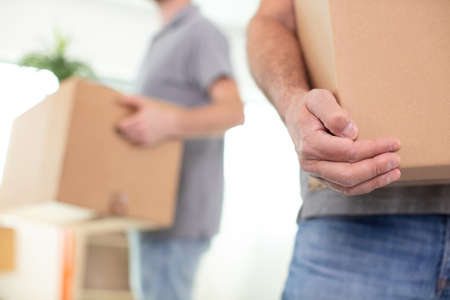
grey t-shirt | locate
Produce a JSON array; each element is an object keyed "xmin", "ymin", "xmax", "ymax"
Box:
[
  {"xmin": 300, "ymin": 170, "xmax": 450, "ymax": 219},
  {"xmin": 135, "ymin": 5, "xmax": 233, "ymax": 238}
]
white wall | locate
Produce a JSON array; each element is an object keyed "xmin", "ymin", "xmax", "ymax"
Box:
[
  {"xmin": 195, "ymin": 103, "xmax": 301, "ymax": 300},
  {"xmin": 0, "ymin": 0, "xmax": 159, "ymax": 81},
  {"xmin": 0, "ymin": 0, "xmax": 261, "ymax": 102}
]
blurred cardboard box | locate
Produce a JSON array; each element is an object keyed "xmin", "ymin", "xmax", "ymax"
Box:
[
  {"xmin": 295, "ymin": 0, "xmax": 450, "ymax": 185},
  {"xmin": 0, "ymin": 227, "xmax": 15, "ymax": 272},
  {"xmin": 0, "ymin": 78, "xmax": 183, "ymax": 232}
]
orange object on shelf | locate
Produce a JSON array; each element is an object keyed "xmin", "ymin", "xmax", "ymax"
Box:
[
  {"xmin": 0, "ymin": 227, "xmax": 15, "ymax": 272},
  {"xmin": 61, "ymin": 230, "xmax": 76, "ymax": 300}
]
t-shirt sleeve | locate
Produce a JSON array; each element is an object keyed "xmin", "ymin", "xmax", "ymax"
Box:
[{"xmin": 190, "ymin": 22, "xmax": 234, "ymax": 92}]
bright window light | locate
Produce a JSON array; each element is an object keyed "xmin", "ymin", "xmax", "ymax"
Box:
[{"xmin": 0, "ymin": 63, "xmax": 59, "ymax": 183}]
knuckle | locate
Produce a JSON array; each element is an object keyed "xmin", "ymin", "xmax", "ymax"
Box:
[
  {"xmin": 300, "ymin": 133, "xmax": 317, "ymax": 156},
  {"xmin": 374, "ymin": 157, "xmax": 387, "ymax": 175},
  {"xmin": 310, "ymin": 88, "xmax": 334, "ymax": 100},
  {"xmin": 300, "ymin": 160, "xmax": 315, "ymax": 173},
  {"xmin": 346, "ymin": 146, "xmax": 358, "ymax": 163},
  {"xmin": 300, "ymin": 143, "xmax": 314, "ymax": 159},
  {"xmin": 306, "ymin": 89, "xmax": 333, "ymax": 108}
]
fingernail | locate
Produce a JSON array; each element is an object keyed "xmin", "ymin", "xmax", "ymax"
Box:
[
  {"xmin": 391, "ymin": 141, "xmax": 401, "ymax": 151},
  {"xmin": 385, "ymin": 158, "xmax": 400, "ymax": 173},
  {"xmin": 387, "ymin": 170, "xmax": 401, "ymax": 184},
  {"xmin": 386, "ymin": 173, "xmax": 393, "ymax": 184},
  {"xmin": 385, "ymin": 162, "xmax": 394, "ymax": 172},
  {"xmin": 342, "ymin": 122, "xmax": 357, "ymax": 139}
]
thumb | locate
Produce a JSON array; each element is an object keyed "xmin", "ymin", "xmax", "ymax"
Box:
[{"xmin": 305, "ymin": 89, "xmax": 359, "ymax": 140}]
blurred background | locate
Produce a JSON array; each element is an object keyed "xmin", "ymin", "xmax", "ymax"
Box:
[{"xmin": 0, "ymin": 0, "xmax": 302, "ymax": 299}]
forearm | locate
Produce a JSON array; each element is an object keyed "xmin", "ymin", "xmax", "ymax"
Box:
[
  {"xmin": 247, "ymin": 14, "xmax": 310, "ymax": 121},
  {"xmin": 174, "ymin": 102, "xmax": 244, "ymax": 138}
]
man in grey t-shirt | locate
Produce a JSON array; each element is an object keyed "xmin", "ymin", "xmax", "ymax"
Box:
[
  {"xmin": 248, "ymin": 0, "xmax": 450, "ymax": 299},
  {"xmin": 117, "ymin": 1, "xmax": 244, "ymax": 299}
]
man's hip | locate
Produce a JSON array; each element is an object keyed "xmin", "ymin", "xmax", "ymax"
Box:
[{"xmin": 283, "ymin": 215, "xmax": 450, "ymax": 300}]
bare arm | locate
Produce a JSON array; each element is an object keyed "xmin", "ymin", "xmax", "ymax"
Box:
[
  {"xmin": 247, "ymin": 0, "xmax": 308, "ymax": 121},
  {"xmin": 174, "ymin": 77, "xmax": 244, "ymax": 137},
  {"xmin": 247, "ymin": 0, "xmax": 401, "ymax": 195},
  {"xmin": 118, "ymin": 77, "xmax": 244, "ymax": 145}
]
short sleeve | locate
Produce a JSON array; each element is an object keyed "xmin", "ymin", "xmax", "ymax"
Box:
[{"xmin": 190, "ymin": 21, "xmax": 234, "ymax": 91}]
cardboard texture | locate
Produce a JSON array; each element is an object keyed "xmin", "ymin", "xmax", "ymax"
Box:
[
  {"xmin": 0, "ymin": 227, "xmax": 15, "ymax": 272},
  {"xmin": 295, "ymin": 0, "xmax": 450, "ymax": 185},
  {"xmin": 0, "ymin": 78, "xmax": 183, "ymax": 231}
]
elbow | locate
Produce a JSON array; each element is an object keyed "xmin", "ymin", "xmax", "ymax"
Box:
[
  {"xmin": 232, "ymin": 103, "xmax": 245, "ymax": 127},
  {"xmin": 234, "ymin": 112, "xmax": 245, "ymax": 127},
  {"xmin": 237, "ymin": 105, "xmax": 245, "ymax": 126}
]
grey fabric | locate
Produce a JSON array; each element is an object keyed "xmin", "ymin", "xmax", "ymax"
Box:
[
  {"xmin": 300, "ymin": 171, "xmax": 450, "ymax": 219},
  {"xmin": 135, "ymin": 5, "xmax": 233, "ymax": 238}
]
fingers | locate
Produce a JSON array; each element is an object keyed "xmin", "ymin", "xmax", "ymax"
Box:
[
  {"xmin": 119, "ymin": 96, "xmax": 145, "ymax": 110},
  {"xmin": 304, "ymin": 152, "xmax": 401, "ymax": 187},
  {"xmin": 118, "ymin": 125, "xmax": 146, "ymax": 145},
  {"xmin": 295, "ymin": 89, "xmax": 402, "ymax": 196},
  {"xmin": 117, "ymin": 113, "xmax": 147, "ymax": 144},
  {"xmin": 118, "ymin": 109, "xmax": 146, "ymax": 130},
  {"xmin": 302, "ymin": 131, "xmax": 401, "ymax": 162},
  {"xmin": 119, "ymin": 130, "xmax": 142, "ymax": 145},
  {"xmin": 325, "ymin": 169, "xmax": 402, "ymax": 196},
  {"xmin": 305, "ymin": 89, "xmax": 358, "ymax": 140},
  {"xmin": 118, "ymin": 117, "xmax": 140, "ymax": 132}
]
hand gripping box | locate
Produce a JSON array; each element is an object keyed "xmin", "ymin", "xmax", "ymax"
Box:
[
  {"xmin": 0, "ymin": 78, "xmax": 183, "ymax": 232},
  {"xmin": 295, "ymin": 0, "xmax": 450, "ymax": 186}
]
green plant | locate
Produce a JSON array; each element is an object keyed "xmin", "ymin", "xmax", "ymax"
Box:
[{"xmin": 19, "ymin": 31, "xmax": 96, "ymax": 82}]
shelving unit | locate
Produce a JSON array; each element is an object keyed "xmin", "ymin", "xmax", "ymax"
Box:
[{"xmin": 65, "ymin": 231, "xmax": 134, "ymax": 300}]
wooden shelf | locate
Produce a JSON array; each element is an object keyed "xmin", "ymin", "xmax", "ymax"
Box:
[
  {"xmin": 80, "ymin": 289, "xmax": 133, "ymax": 300},
  {"xmin": 88, "ymin": 233, "xmax": 128, "ymax": 248}
]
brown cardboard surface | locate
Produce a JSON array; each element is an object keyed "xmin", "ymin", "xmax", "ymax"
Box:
[
  {"xmin": 295, "ymin": 0, "xmax": 450, "ymax": 185},
  {"xmin": 0, "ymin": 78, "xmax": 183, "ymax": 231},
  {"xmin": 0, "ymin": 227, "xmax": 15, "ymax": 272}
]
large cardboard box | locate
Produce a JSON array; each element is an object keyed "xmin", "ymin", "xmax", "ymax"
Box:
[
  {"xmin": 295, "ymin": 0, "xmax": 450, "ymax": 185},
  {"xmin": 0, "ymin": 78, "xmax": 183, "ymax": 231},
  {"xmin": 0, "ymin": 227, "xmax": 15, "ymax": 272}
]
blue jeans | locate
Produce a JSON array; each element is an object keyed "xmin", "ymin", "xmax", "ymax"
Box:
[
  {"xmin": 283, "ymin": 215, "xmax": 450, "ymax": 300},
  {"xmin": 128, "ymin": 231, "xmax": 210, "ymax": 300}
]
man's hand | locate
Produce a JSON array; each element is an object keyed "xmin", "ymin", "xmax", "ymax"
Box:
[
  {"xmin": 285, "ymin": 89, "xmax": 402, "ymax": 196},
  {"xmin": 117, "ymin": 96, "xmax": 182, "ymax": 147}
]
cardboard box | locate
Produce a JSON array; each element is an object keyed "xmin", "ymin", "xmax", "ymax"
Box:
[
  {"xmin": 0, "ymin": 78, "xmax": 183, "ymax": 231},
  {"xmin": 295, "ymin": 0, "xmax": 450, "ymax": 185},
  {"xmin": 0, "ymin": 227, "xmax": 15, "ymax": 272}
]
